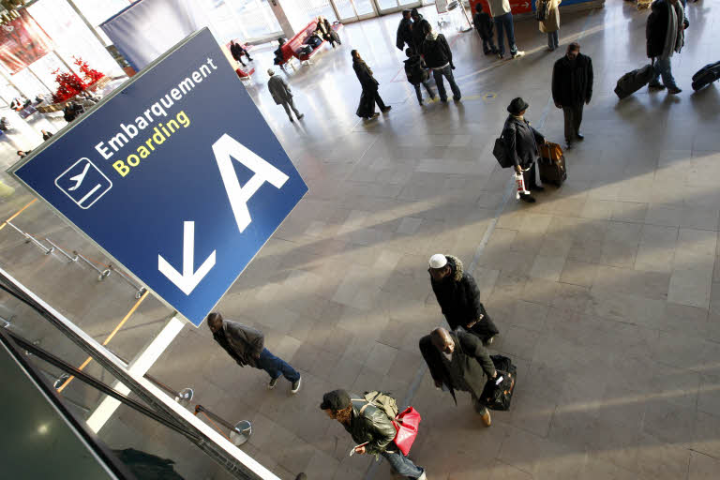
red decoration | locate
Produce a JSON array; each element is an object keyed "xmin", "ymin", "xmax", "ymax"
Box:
[
  {"xmin": 51, "ymin": 57, "xmax": 105, "ymax": 103},
  {"xmin": 52, "ymin": 69, "xmax": 86, "ymax": 103},
  {"xmin": 73, "ymin": 56, "xmax": 105, "ymax": 84}
]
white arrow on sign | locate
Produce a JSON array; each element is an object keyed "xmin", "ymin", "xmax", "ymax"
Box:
[{"xmin": 158, "ymin": 221, "xmax": 216, "ymax": 295}]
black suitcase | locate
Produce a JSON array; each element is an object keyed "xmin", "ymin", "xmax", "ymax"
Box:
[
  {"xmin": 614, "ymin": 64, "xmax": 655, "ymax": 99},
  {"xmin": 538, "ymin": 142, "xmax": 567, "ymax": 186},
  {"xmin": 356, "ymin": 91, "xmax": 375, "ymax": 119},
  {"xmin": 480, "ymin": 355, "xmax": 517, "ymax": 411},
  {"xmin": 692, "ymin": 60, "xmax": 720, "ymax": 91}
]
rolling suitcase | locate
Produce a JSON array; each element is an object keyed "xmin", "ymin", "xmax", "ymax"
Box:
[
  {"xmin": 480, "ymin": 355, "xmax": 517, "ymax": 411},
  {"xmin": 614, "ymin": 64, "xmax": 655, "ymax": 99},
  {"xmin": 692, "ymin": 60, "xmax": 720, "ymax": 91},
  {"xmin": 538, "ymin": 142, "xmax": 567, "ymax": 186}
]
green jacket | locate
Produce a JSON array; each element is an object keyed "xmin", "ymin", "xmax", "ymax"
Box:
[{"xmin": 343, "ymin": 395, "xmax": 397, "ymax": 455}]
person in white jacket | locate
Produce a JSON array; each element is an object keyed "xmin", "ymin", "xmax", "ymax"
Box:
[{"xmin": 487, "ymin": 0, "xmax": 525, "ymax": 59}]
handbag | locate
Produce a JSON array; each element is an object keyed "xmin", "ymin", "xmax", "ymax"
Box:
[
  {"xmin": 535, "ymin": 0, "xmax": 549, "ymax": 21},
  {"xmin": 493, "ymin": 135, "xmax": 513, "ymax": 168},
  {"xmin": 392, "ymin": 407, "xmax": 421, "ymax": 456}
]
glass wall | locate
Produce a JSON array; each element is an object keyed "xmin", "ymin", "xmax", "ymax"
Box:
[{"xmin": 220, "ymin": 0, "xmax": 283, "ymax": 42}]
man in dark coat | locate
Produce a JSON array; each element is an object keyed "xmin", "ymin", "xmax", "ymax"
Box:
[
  {"xmin": 320, "ymin": 389, "xmax": 426, "ymax": 479},
  {"xmin": 207, "ymin": 312, "xmax": 301, "ymax": 393},
  {"xmin": 396, "ymin": 10, "xmax": 414, "ymax": 51},
  {"xmin": 352, "ymin": 50, "xmax": 391, "ymax": 120},
  {"xmin": 502, "ymin": 97, "xmax": 546, "ymax": 203},
  {"xmin": 267, "ymin": 68, "xmax": 304, "ymax": 122},
  {"xmin": 404, "ymin": 48, "xmax": 436, "ymax": 106},
  {"xmin": 421, "ymin": 23, "xmax": 461, "ymax": 103},
  {"xmin": 646, "ymin": 0, "xmax": 685, "ymax": 94},
  {"xmin": 410, "ymin": 8, "xmax": 430, "ymax": 52},
  {"xmin": 552, "ymin": 42, "xmax": 593, "ymax": 149},
  {"xmin": 429, "ymin": 254, "xmax": 499, "ymax": 344},
  {"xmin": 473, "ymin": 3, "xmax": 497, "ymax": 55},
  {"xmin": 229, "ymin": 41, "xmax": 253, "ymax": 67},
  {"xmin": 419, "ymin": 328, "xmax": 497, "ymax": 427}
]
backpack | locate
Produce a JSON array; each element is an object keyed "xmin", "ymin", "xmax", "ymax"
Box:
[
  {"xmin": 357, "ymin": 391, "xmax": 399, "ymax": 420},
  {"xmin": 535, "ymin": 0, "xmax": 549, "ymax": 21},
  {"xmin": 493, "ymin": 135, "xmax": 513, "ymax": 168}
]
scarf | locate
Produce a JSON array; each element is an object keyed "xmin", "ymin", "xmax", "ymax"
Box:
[{"xmin": 661, "ymin": 1, "xmax": 684, "ymax": 59}]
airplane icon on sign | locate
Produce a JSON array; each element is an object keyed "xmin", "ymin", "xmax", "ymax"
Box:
[{"xmin": 55, "ymin": 158, "xmax": 113, "ymax": 209}]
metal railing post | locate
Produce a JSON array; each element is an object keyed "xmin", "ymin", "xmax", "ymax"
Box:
[
  {"xmin": 74, "ymin": 252, "xmax": 111, "ymax": 281},
  {"xmin": 45, "ymin": 238, "xmax": 78, "ymax": 261}
]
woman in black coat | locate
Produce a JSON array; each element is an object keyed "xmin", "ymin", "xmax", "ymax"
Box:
[
  {"xmin": 502, "ymin": 97, "xmax": 546, "ymax": 203},
  {"xmin": 351, "ymin": 50, "xmax": 391, "ymax": 120}
]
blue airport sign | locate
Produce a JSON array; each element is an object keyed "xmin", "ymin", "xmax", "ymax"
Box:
[{"xmin": 11, "ymin": 28, "xmax": 308, "ymax": 326}]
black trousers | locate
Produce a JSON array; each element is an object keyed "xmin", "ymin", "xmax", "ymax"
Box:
[
  {"xmin": 372, "ymin": 91, "xmax": 387, "ymax": 110},
  {"xmin": 562, "ymin": 103, "xmax": 584, "ymax": 143}
]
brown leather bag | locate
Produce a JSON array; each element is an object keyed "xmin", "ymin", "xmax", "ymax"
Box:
[{"xmin": 539, "ymin": 142, "xmax": 563, "ymax": 161}]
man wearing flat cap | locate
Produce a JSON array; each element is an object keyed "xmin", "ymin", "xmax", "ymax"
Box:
[
  {"xmin": 502, "ymin": 97, "xmax": 547, "ymax": 203},
  {"xmin": 428, "ymin": 253, "xmax": 499, "ymax": 345},
  {"xmin": 320, "ymin": 389, "xmax": 427, "ymax": 479}
]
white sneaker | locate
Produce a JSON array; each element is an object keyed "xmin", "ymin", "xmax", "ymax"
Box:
[
  {"xmin": 417, "ymin": 470, "xmax": 427, "ymax": 480},
  {"xmin": 512, "ymin": 51, "xmax": 525, "ymax": 59}
]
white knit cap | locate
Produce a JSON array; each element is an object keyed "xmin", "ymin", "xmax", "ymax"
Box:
[
  {"xmin": 429, "ymin": 254, "xmax": 448, "ymax": 269},
  {"xmin": 267, "ymin": 68, "xmax": 275, "ymax": 76}
]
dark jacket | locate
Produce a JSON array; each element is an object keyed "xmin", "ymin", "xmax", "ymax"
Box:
[
  {"xmin": 230, "ymin": 43, "xmax": 246, "ymax": 62},
  {"xmin": 343, "ymin": 394, "xmax": 397, "ymax": 455},
  {"xmin": 268, "ymin": 75, "xmax": 293, "ymax": 104},
  {"xmin": 420, "ymin": 332, "xmax": 496, "ymax": 404},
  {"xmin": 213, "ymin": 320, "xmax": 264, "ymax": 368},
  {"xmin": 404, "ymin": 54, "xmax": 429, "ymax": 85},
  {"xmin": 353, "ymin": 59, "xmax": 379, "ymax": 91},
  {"xmin": 646, "ymin": 0, "xmax": 669, "ymax": 58},
  {"xmin": 411, "ymin": 17, "xmax": 430, "ymax": 52},
  {"xmin": 502, "ymin": 115, "xmax": 545, "ymax": 169},
  {"xmin": 430, "ymin": 256, "xmax": 482, "ymax": 330},
  {"xmin": 422, "ymin": 32, "xmax": 453, "ymax": 69},
  {"xmin": 473, "ymin": 11, "xmax": 494, "ymax": 40},
  {"xmin": 552, "ymin": 53, "xmax": 594, "ymax": 106},
  {"xmin": 396, "ymin": 17, "xmax": 413, "ymax": 50}
]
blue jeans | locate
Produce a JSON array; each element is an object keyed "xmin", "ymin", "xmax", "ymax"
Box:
[
  {"xmin": 255, "ymin": 348, "xmax": 300, "ymax": 382},
  {"xmin": 381, "ymin": 448, "xmax": 424, "ymax": 479},
  {"xmin": 432, "ymin": 65, "xmax": 461, "ymax": 101},
  {"xmin": 547, "ymin": 31, "xmax": 559, "ymax": 50},
  {"xmin": 650, "ymin": 57, "xmax": 679, "ymax": 90},
  {"xmin": 495, "ymin": 12, "xmax": 517, "ymax": 57},
  {"xmin": 413, "ymin": 80, "xmax": 435, "ymax": 104}
]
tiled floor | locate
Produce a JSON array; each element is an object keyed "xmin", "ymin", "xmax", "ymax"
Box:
[{"xmin": 1, "ymin": 1, "xmax": 720, "ymax": 479}]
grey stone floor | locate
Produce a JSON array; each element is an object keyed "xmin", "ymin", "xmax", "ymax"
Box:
[{"xmin": 1, "ymin": 1, "xmax": 720, "ymax": 479}]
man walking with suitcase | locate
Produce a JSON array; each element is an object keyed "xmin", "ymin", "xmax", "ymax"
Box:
[
  {"xmin": 320, "ymin": 389, "xmax": 427, "ymax": 479},
  {"xmin": 646, "ymin": 0, "xmax": 686, "ymax": 94},
  {"xmin": 207, "ymin": 313, "xmax": 302, "ymax": 394},
  {"xmin": 428, "ymin": 254, "xmax": 499, "ymax": 345},
  {"xmin": 419, "ymin": 328, "xmax": 497, "ymax": 427},
  {"xmin": 552, "ymin": 42, "xmax": 594, "ymax": 150},
  {"xmin": 503, "ymin": 97, "xmax": 547, "ymax": 203}
]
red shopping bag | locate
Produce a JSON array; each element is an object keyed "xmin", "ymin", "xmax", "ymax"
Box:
[{"xmin": 392, "ymin": 407, "xmax": 421, "ymax": 456}]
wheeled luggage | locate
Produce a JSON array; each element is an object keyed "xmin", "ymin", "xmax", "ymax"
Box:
[
  {"xmin": 480, "ymin": 355, "xmax": 517, "ymax": 411},
  {"xmin": 692, "ymin": 60, "xmax": 720, "ymax": 91},
  {"xmin": 614, "ymin": 64, "xmax": 655, "ymax": 99},
  {"xmin": 538, "ymin": 142, "xmax": 567, "ymax": 186},
  {"xmin": 356, "ymin": 91, "xmax": 375, "ymax": 119}
]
